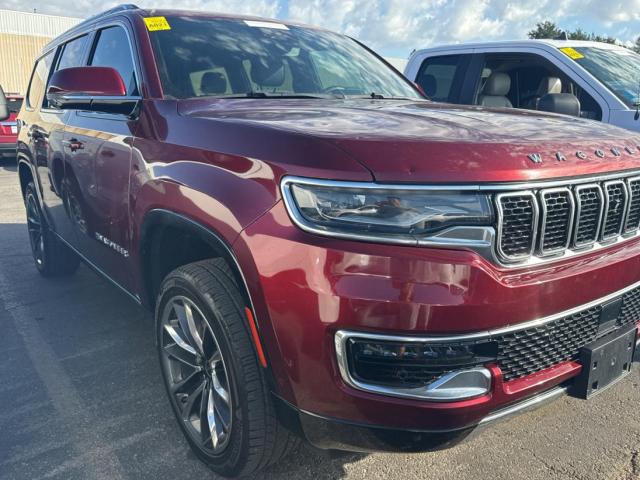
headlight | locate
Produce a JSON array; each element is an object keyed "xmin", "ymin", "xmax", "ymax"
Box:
[{"xmin": 281, "ymin": 177, "xmax": 494, "ymax": 244}]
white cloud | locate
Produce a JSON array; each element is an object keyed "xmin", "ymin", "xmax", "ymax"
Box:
[{"xmin": 2, "ymin": 0, "xmax": 639, "ymax": 56}]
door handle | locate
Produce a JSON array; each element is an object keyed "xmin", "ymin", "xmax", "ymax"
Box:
[{"xmin": 63, "ymin": 139, "xmax": 84, "ymax": 152}]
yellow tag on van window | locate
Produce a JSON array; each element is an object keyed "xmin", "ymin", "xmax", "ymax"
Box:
[
  {"xmin": 144, "ymin": 16, "xmax": 171, "ymax": 31},
  {"xmin": 560, "ymin": 47, "xmax": 584, "ymax": 60}
]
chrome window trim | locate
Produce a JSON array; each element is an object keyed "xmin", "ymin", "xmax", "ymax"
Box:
[
  {"xmin": 601, "ymin": 180, "xmax": 629, "ymax": 242},
  {"xmin": 538, "ymin": 187, "xmax": 574, "ymax": 257},
  {"xmin": 573, "ymin": 183, "xmax": 604, "ymax": 249},
  {"xmin": 623, "ymin": 176, "xmax": 640, "ymax": 234},
  {"xmin": 495, "ymin": 191, "xmax": 539, "ymax": 262},
  {"xmin": 334, "ymin": 275, "xmax": 640, "ymax": 399}
]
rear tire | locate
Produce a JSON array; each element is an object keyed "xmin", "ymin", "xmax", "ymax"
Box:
[
  {"xmin": 24, "ymin": 182, "xmax": 80, "ymax": 277},
  {"xmin": 156, "ymin": 258, "xmax": 299, "ymax": 477}
]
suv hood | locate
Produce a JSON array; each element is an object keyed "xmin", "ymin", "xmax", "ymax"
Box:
[{"xmin": 179, "ymin": 98, "xmax": 640, "ymax": 183}]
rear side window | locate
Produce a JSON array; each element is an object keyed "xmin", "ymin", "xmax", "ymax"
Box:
[
  {"xmin": 26, "ymin": 51, "xmax": 55, "ymax": 109},
  {"xmin": 415, "ymin": 55, "xmax": 468, "ymax": 103},
  {"xmin": 89, "ymin": 27, "xmax": 138, "ymax": 95},
  {"xmin": 56, "ymin": 35, "xmax": 88, "ymax": 71}
]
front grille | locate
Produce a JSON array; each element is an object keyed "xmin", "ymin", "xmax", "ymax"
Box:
[
  {"xmin": 497, "ymin": 193, "xmax": 537, "ymax": 260},
  {"xmin": 495, "ymin": 174, "xmax": 639, "ymax": 263},
  {"xmin": 574, "ymin": 185, "xmax": 603, "ymax": 247},
  {"xmin": 539, "ymin": 188, "xmax": 573, "ymax": 254},
  {"xmin": 496, "ymin": 284, "xmax": 640, "ymax": 381}
]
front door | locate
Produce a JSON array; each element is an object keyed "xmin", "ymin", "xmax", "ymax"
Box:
[{"xmin": 62, "ymin": 24, "xmax": 140, "ymax": 292}]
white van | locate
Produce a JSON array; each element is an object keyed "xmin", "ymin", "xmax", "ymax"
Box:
[{"xmin": 404, "ymin": 40, "xmax": 640, "ymax": 131}]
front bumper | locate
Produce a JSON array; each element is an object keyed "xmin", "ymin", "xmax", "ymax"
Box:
[
  {"xmin": 238, "ymin": 200, "xmax": 640, "ymax": 436},
  {"xmin": 274, "ymin": 385, "xmax": 570, "ymax": 452}
]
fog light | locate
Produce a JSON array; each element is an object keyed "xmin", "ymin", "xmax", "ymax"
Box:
[{"xmin": 335, "ymin": 331, "xmax": 497, "ymax": 401}]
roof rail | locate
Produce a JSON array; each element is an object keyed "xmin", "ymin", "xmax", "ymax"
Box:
[{"xmin": 74, "ymin": 4, "xmax": 139, "ymax": 29}]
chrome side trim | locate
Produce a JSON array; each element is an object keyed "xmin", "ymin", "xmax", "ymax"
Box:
[
  {"xmin": 538, "ymin": 187, "xmax": 574, "ymax": 257},
  {"xmin": 495, "ymin": 191, "xmax": 539, "ymax": 263},
  {"xmin": 478, "ymin": 386, "xmax": 569, "ymax": 426}
]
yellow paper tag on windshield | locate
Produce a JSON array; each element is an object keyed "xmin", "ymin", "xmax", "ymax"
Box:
[
  {"xmin": 144, "ymin": 16, "xmax": 171, "ymax": 31},
  {"xmin": 560, "ymin": 47, "xmax": 584, "ymax": 60}
]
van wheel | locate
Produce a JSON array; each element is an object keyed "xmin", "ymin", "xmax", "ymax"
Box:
[
  {"xmin": 156, "ymin": 259, "xmax": 299, "ymax": 477},
  {"xmin": 25, "ymin": 182, "xmax": 80, "ymax": 277}
]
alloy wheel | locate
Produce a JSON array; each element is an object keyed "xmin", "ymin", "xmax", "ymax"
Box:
[
  {"xmin": 26, "ymin": 192, "xmax": 45, "ymax": 267},
  {"xmin": 160, "ymin": 295, "xmax": 233, "ymax": 453}
]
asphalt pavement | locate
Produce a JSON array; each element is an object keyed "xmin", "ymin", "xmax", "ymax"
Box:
[{"xmin": 0, "ymin": 159, "xmax": 639, "ymax": 480}]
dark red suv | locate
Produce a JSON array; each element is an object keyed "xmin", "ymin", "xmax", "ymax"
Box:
[{"xmin": 8, "ymin": 4, "xmax": 640, "ymax": 477}]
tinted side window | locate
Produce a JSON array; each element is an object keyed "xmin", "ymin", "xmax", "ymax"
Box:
[
  {"xmin": 90, "ymin": 27, "xmax": 138, "ymax": 95},
  {"xmin": 415, "ymin": 55, "xmax": 467, "ymax": 103},
  {"xmin": 56, "ymin": 35, "xmax": 88, "ymax": 71},
  {"xmin": 27, "ymin": 51, "xmax": 55, "ymax": 109}
]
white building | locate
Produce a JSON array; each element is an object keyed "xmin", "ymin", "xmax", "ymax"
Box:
[{"xmin": 0, "ymin": 9, "xmax": 80, "ymax": 95}]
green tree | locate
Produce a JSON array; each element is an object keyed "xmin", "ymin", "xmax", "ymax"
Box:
[
  {"xmin": 528, "ymin": 21, "xmax": 562, "ymax": 39},
  {"xmin": 633, "ymin": 37, "xmax": 640, "ymax": 54},
  {"xmin": 568, "ymin": 28, "xmax": 590, "ymax": 41}
]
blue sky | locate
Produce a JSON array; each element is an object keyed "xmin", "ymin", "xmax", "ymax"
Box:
[{"xmin": 3, "ymin": 0, "xmax": 640, "ymax": 58}]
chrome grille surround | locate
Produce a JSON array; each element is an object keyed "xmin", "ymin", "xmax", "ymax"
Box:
[
  {"xmin": 538, "ymin": 187, "xmax": 574, "ymax": 256},
  {"xmin": 623, "ymin": 176, "xmax": 640, "ymax": 234},
  {"xmin": 495, "ymin": 192, "xmax": 539, "ymax": 262},
  {"xmin": 601, "ymin": 180, "xmax": 629, "ymax": 242},
  {"xmin": 573, "ymin": 184, "xmax": 604, "ymax": 249},
  {"xmin": 494, "ymin": 172, "xmax": 640, "ymax": 265}
]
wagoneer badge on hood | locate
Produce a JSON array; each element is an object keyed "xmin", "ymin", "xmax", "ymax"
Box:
[{"xmin": 528, "ymin": 145, "xmax": 640, "ymax": 164}]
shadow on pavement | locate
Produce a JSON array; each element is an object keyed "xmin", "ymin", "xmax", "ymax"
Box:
[{"xmin": 0, "ymin": 221, "xmax": 367, "ymax": 479}]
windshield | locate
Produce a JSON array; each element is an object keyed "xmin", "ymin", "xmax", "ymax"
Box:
[
  {"xmin": 147, "ymin": 16, "xmax": 421, "ymax": 100},
  {"xmin": 569, "ymin": 47, "xmax": 640, "ymax": 108}
]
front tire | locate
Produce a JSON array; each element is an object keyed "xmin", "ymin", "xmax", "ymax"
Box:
[
  {"xmin": 156, "ymin": 259, "xmax": 298, "ymax": 477},
  {"xmin": 24, "ymin": 182, "xmax": 80, "ymax": 277}
]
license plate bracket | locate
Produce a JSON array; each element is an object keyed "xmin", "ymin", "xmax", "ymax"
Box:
[{"xmin": 570, "ymin": 323, "xmax": 636, "ymax": 400}]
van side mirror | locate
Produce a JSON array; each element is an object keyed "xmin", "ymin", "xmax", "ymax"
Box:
[
  {"xmin": 537, "ymin": 93, "xmax": 581, "ymax": 118},
  {"xmin": 0, "ymin": 85, "xmax": 9, "ymax": 121},
  {"xmin": 46, "ymin": 66, "xmax": 140, "ymax": 116}
]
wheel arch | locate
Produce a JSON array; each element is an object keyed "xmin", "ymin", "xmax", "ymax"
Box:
[
  {"xmin": 139, "ymin": 209, "xmax": 252, "ymax": 309},
  {"xmin": 17, "ymin": 156, "xmax": 36, "ymax": 200}
]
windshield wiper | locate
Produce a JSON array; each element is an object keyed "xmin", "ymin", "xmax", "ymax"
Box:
[
  {"xmin": 206, "ymin": 91, "xmax": 341, "ymax": 99},
  {"xmin": 345, "ymin": 93, "xmax": 420, "ymax": 101}
]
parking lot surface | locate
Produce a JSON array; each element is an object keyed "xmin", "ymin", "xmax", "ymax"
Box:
[{"xmin": 0, "ymin": 159, "xmax": 639, "ymax": 480}]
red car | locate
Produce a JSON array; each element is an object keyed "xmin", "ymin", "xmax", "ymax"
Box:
[
  {"xmin": 0, "ymin": 94, "xmax": 21, "ymax": 160},
  {"xmin": 6, "ymin": 5, "xmax": 640, "ymax": 477}
]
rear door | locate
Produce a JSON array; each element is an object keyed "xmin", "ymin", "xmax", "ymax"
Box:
[
  {"xmin": 62, "ymin": 22, "xmax": 140, "ymax": 291},
  {"xmin": 21, "ymin": 36, "xmax": 89, "ymax": 243}
]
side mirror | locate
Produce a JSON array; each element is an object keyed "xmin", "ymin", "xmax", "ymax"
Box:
[
  {"xmin": 46, "ymin": 66, "xmax": 140, "ymax": 116},
  {"xmin": 537, "ymin": 93, "xmax": 581, "ymax": 118},
  {"xmin": 0, "ymin": 85, "xmax": 9, "ymax": 121}
]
